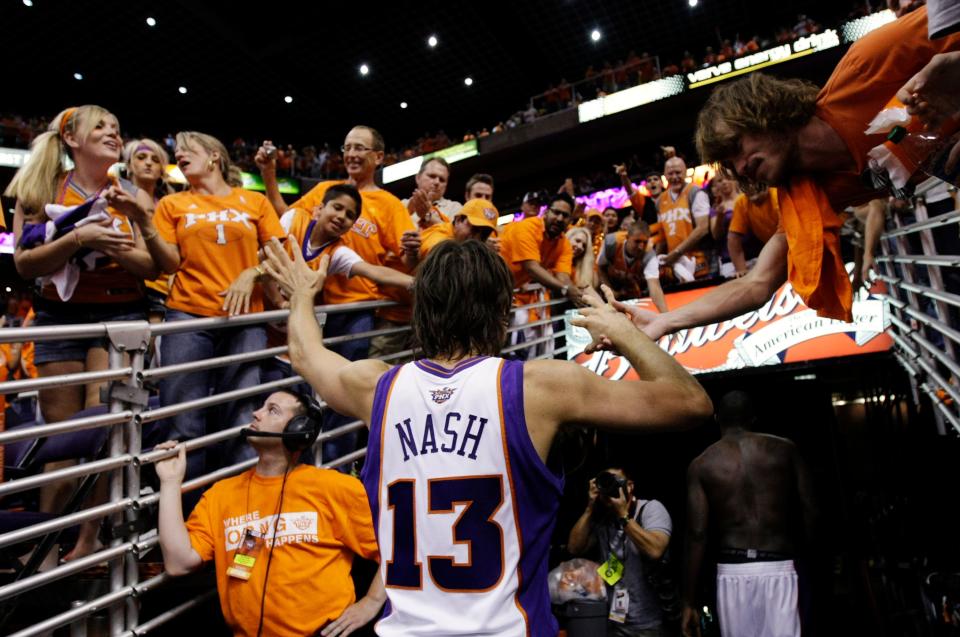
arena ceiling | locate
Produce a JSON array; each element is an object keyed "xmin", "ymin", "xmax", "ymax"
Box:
[{"xmin": 4, "ymin": 0, "xmax": 851, "ymax": 151}]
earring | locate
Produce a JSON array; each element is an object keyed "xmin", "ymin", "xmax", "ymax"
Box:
[{"xmin": 207, "ymin": 159, "xmax": 215, "ymax": 171}]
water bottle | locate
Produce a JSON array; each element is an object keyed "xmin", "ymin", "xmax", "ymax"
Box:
[
  {"xmin": 865, "ymin": 96, "xmax": 960, "ymax": 196},
  {"xmin": 885, "ymin": 124, "xmax": 960, "ymax": 187}
]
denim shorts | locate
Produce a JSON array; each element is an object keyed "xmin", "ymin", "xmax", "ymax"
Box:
[{"xmin": 32, "ymin": 298, "xmax": 148, "ymax": 364}]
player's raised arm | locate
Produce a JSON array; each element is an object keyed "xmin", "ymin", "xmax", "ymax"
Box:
[
  {"xmin": 262, "ymin": 237, "xmax": 388, "ymax": 423},
  {"xmin": 524, "ymin": 286, "xmax": 711, "ymax": 456}
]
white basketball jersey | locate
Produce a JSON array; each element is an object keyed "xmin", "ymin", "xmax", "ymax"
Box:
[{"xmin": 361, "ymin": 356, "xmax": 563, "ymax": 636}]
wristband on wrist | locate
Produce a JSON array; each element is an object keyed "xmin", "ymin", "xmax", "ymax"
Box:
[{"xmin": 141, "ymin": 226, "xmax": 158, "ymax": 241}]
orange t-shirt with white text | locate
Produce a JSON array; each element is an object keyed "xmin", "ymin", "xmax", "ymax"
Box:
[
  {"xmin": 154, "ymin": 188, "xmax": 284, "ymax": 316},
  {"xmin": 186, "ymin": 466, "xmax": 379, "ymax": 637}
]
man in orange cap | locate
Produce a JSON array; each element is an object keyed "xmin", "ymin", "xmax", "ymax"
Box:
[{"xmin": 419, "ymin": 198, "xmax": 500, "ymax": 258}]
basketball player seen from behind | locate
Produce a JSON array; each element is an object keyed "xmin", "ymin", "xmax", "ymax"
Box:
[
  {"xmin": 682, "ymin": 391, "xmax": 817, "ymax": 637},
  {"xmin": 263, "ymin": 238, "xmax": 712, "ymax": 636}
]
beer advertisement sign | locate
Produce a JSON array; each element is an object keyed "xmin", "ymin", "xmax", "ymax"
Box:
[{"xmin": 565, "ymin": 278, "xmax": 893, "ymax": 377}]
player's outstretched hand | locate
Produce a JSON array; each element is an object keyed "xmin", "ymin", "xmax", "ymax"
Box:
[
  {"xmin": 610, "ymin": 297, "xmax": 672, "ymax": 341},
  {"xmin": 262, "ymin": 235, "xmax": 326, "ymax": 300},
  {"xmin": 571, "ymin": 285, "xmax": 636, "ymax": 353}
]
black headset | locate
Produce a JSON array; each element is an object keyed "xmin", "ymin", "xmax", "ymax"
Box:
[{"xmin": 242, "ymin": 391, "xmax": 323, "ymax": 453}]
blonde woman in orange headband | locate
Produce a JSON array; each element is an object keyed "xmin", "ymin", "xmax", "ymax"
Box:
[{"xmin": 5, "ymin": 105, "xmax": 158, "ymax": 560}]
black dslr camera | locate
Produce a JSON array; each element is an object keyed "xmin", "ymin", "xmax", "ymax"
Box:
[{"xmin": 594, "ymin": 471, "xmax": 627, "ymax": 499}]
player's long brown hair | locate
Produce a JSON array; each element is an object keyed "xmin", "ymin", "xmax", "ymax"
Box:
[
  {"xmin": 695, "ymin": 73, "xmax": 819, "ymax": 189},
  {"xmin": 412, "ymin": 239, "xmax": 513, "ymax": 360}
]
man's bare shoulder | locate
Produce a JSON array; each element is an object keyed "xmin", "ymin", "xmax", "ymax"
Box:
[{"xmin": 747, "ymin": 431, "xmax": 797, "ymax": 453}]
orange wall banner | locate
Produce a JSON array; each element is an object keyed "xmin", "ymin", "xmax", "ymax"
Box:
[{"xmin": 565, "ymin": 271, "xmax": 893, "ymax": 377}]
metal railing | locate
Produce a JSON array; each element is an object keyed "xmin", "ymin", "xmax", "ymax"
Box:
[
  {"xmin": 0, "ymin": 295, "xmax": 568, "ymax": 635},
  {"xmin": 874, "ymin": 180, "xmax": 960, "ymax": 436}
]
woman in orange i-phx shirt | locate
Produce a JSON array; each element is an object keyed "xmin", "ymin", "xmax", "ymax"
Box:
[
  {"xmin": 131, "ymin": 131, "xmax": 285, "ymax": 480},
  {"xmin": 6, "ymin": 105, "xmax": 158, "ymax": 558}
]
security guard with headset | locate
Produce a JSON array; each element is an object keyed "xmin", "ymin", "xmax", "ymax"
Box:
[{"xmin": 156, "ymin": 390, "xmax": 385, "ymax": 637}]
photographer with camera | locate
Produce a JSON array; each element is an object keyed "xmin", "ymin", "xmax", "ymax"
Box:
[{"xmin": 567, "ymin": 467, "xmax": 673, "ymax": 636}]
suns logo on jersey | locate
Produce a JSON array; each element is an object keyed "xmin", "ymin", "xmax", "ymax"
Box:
[{"xmin": 430, "ymin": 387, "xmax": 456, "ymax": 404}]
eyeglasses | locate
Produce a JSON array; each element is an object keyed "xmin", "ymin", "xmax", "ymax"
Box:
[{"xmin": 341, "ymin": 144, "xmax": 376, "ymax": 153}]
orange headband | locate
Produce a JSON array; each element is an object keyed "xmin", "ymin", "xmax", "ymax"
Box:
[{"xmin": 59, "ymin": 107, "xmax": 77, "ymax": 138}]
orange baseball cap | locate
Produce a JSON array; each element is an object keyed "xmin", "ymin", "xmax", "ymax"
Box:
[
  {"xmin": 586, "ymin": 208, "xmax": 602, "ymax": 219},
  {"xmin": 457, "ymin": 198, "xmax": 499, "ymax": 230}
]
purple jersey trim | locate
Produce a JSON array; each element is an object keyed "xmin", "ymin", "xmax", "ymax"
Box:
[
  {"xmin": 500, "ymin": 359, "xmax": 563, "ymax": 637},
  {"xmin": 360, "ymin": 364, "xmax": 404, "ymax": 546},
  {"xmin": 413, "ymin": 355, "xmax": 489, "ymax": 378}
]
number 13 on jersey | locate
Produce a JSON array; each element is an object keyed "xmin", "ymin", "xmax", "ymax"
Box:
[{"xmin": 385, "ymin": 475, "xmax": 506, "ymax": 592}]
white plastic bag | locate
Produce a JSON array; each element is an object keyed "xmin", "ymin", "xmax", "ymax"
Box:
[{"xmin": 548, "ymin": 558, "xmax": 607, "ymax": 604}]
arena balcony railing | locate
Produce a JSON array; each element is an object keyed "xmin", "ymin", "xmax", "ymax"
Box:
[
  {"xmin": 871, "ymin": 180, "xmax": 960, "ymax": 436},
  {"xmin": 0, "ymin": 295, "xmax": 568, "ymax": 636}
]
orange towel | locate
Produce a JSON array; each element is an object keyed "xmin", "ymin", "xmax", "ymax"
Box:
[{"xmin": 779, "ymin": 177, "xmax": 853, "ymax": 323}]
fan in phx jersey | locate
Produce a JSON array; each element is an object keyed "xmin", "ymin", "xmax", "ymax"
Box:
[
  {"xmin": 626, "ymin": 6, "xmax": 960, "ymax": 344},
  {"xmin": 567, "ymin": 468, "xmax": 674, "ymax": 636},
  {"xmin": 155, "ymin": 391, "xmax": 384, "ymax": 637},
  {"xmin": 265, "ymin": 235, "xmax": 711, "ymax": 637}
]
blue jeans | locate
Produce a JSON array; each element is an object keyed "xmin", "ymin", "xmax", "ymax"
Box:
[
  {"xmin": 320, "ymin": 309, "xmax": 373, "ymax": 468},
  {"xmin": 159, "ymin": 310, "xmax": 266, "ymax": 481}
]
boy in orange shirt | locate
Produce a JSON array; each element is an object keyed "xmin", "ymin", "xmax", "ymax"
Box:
[
  {"xmin": 277, "ymin": 184, "xmax": 413, "ymax": 295},
  {"xmin": 256, "ymin": 128, "xmax": 417, "ymax": 465},
  {"xmin": 263, "ymin": 185, "xmax": 413, "ymax": 464}
]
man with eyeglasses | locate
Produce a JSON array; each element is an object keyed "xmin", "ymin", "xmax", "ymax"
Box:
[
  {"xmin": 256, "ymin": 126, "xmax": 419, "ymax": 466},
  {"xmin": 500, "ymin": 192, "xmax": 583, "ymax": 358}
]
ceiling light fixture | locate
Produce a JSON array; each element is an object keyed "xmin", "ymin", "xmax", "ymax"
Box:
[
  {"xmin": 146, "ymin": 17, "xmax": 157, "ymax": 26},
  {"xmin": 689, "ymin": 0, "xmax": 698, "ymax": 6},
  {"xmin": 428, "ymin": 35, "xmax": 438, "ymax": 47},
  {"xmin": 359, "ymin": 63, "xmax": 370, "ymax": 76},
  {"xmin": 590, "ymin": 29, "xmax": 602, "ymax": 42},
  {"xmin": 464, "ymin": 77, "xmax": 474, "ymax": 86},
  {"xmin": 178, "ymin": 86, "xmax": 188, "ymax": 94},
  {"xmin": 23, "ymin": 0, "xmax": 33, "ymax": 6},
  {"xmin": 400, "ymin": 102, "xmax": 408, "ymax": 109},
  {"xmin": 284, "ymin": 95, "xmax": 293, "ymax": 103},
  {"xmin": 73, "ymin": 72, "xmax": 83, "ymax": 81}
]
